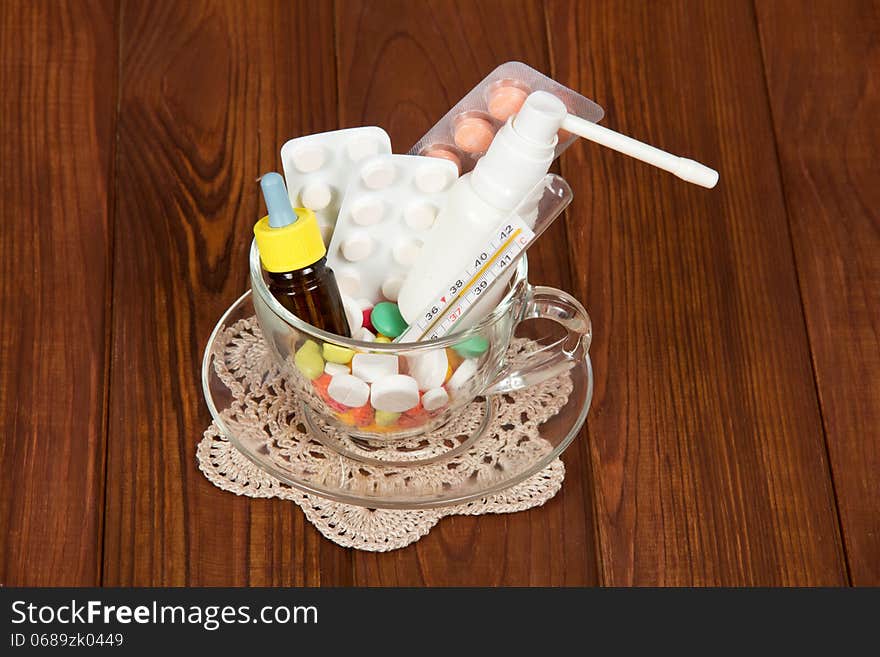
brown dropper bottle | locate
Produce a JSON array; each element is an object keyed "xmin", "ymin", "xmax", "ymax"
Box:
[{"xmin": 254, "ymin": 172, "xmax": 351, "ymax": 337}]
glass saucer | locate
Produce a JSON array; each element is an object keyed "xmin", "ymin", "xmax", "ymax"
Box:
[{"xmin": 202, "ymin": 291, "xmax": 592, "ymax": 509}]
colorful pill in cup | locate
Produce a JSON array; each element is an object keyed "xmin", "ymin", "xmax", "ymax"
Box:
[{"xmin": 302, "ymin": 335, "xmax": 487, "ymax": 434}]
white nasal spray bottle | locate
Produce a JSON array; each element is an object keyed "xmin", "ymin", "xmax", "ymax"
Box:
[
  {"xmin": 397, "ymin": 92, "xmax": 568, "ymax": 323},
  {"xmin": 397, "ymin": 91, "xmax": 719, "ymax": 324}
]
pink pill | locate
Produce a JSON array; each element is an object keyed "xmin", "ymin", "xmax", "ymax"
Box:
[
  {"xmin": 421, "ymin": 146, "xmax": 462, "ymax": 175},
  {"xmin": 488, "ymin": 84, "xmax": 529, "ymax": 122},
  {"xmin": 454, "ymin": 115, "xmax": 496, "ymax": 154}
]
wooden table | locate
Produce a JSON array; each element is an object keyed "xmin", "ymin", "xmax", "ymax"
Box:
[{"xmin": 2, "ymin": 0, "xmax": 877, "ymax": 586}]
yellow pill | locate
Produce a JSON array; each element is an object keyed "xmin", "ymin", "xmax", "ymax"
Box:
[
  {"xmin": 375, "ymin": 410, "xmax": 401, "ymax": 426},
  {"xmin": 446, "ymin": 347, "xmax": 463, "ymax": 371},
  {"xmin": 374, "ymin": 335, "xmax": 392, "ymax": 343},
  {"xmin": 295, "ymin": 340, "xmax": 324, "ymax": 380},
  {"xmin": 444, "ymin": 363, "xmax": 453, "ymax": 383},
  {"xmin": 323, "ymin": 342, "xmax": 355, "ymax": 364}
]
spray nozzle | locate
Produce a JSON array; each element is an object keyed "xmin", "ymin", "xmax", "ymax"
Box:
[
  {"xmin": 512, "ymin": 90, "xmax": 567, "ymax": 144},
  {"xmin": 260, "ymin": 172, "xmax": 299, "ymax": 228},
  {"xmin": 512, "ymin": 91, "xmax": 719, "ymax": 189}
]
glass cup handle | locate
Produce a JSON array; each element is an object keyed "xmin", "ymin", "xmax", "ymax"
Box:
[{"xmin": 485, "ymin": 285, "xmax": 592, "ymax": 395}]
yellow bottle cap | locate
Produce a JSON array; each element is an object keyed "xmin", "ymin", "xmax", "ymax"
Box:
[{"xmin": 253, "ymin": 207, "xmax": 326, "ymax": 273}]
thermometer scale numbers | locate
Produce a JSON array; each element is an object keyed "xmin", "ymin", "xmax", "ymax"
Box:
[{"xmin": 401, "ymin": 215, "xmax": 535, "ymax": 342}]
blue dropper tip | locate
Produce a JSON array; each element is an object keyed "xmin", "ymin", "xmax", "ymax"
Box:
[{"xmin": 260, "ymin": 172, "xmax": 298, "ymax": 228}]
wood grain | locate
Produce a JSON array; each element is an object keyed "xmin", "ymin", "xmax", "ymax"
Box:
[
  {"xmin": 336, "ymin": 0, "xmax": 599, "ymax": 585},
  {"xmin": 755, "ymin": 0, "xmax": 880, "ymax": 585},
  {"xmin": 0, "ymin": 0, "xmax": 117, "ymax": 586},
  {"xmin": 3, "ymin": 0, "xmax": 875, "ymax": 587},
  {"xmin": 101, "ymin": 0, "xmax": 353, "ymax": 585},
  {"xmin": 547, "ymin": 0, "xmax": 848, "ymax": 584}
]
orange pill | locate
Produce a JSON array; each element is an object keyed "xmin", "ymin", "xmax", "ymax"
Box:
[
  {"xmin": 312, "ymin": 373, "xmax": 332, "ymax": 397},
  {"xmin": 398, "ymin": 404, "xmax": 428, "ymax": 429},
  {"xmin": 488, "ymin": 84, "xmax": 529, "ymax": 122},
  {"xmin": 422, "ymin": 146, "xmax": 462, "ymax": 175},
  {"xmin": 454, "ymin": 115, "xmax": 496, "ymax": 153},
  {"xmin": 350, "ymin": 403, "xmax": 374, "ymax": 427}
]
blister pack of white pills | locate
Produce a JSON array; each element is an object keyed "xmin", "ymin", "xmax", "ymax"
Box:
[
  {"xmin": 326, "ymin": 153, "xmax": 459, "ymax": 307},
  {"xmin": 280, "ymin": 127, "xmax": 392, "ymax": 244}
]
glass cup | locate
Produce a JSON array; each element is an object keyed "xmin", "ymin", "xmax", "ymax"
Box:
[{"xmin": 250, "ymin": 242, "xmax": 591, "ymax": 440}]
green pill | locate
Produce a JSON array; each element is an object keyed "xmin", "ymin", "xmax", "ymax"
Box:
[
  {"xmin": 370, "ymin": 302, "xmax": 408, "ymax": 338},
  {"xmin": 453, "ymin": 335, "xmax": 489, "ymax": 358}
]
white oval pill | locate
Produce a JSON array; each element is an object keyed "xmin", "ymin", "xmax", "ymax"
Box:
[
  {"xmin": 350, "ymin": 197, "xmax": 385, "ymax": 226},
  {"xmin": 393, "ymin": 238, "xmax": 423, "ymax": 267},
  {"xmin": 347, "ymin": 137, "xmax": 380, "ymax": 162},
  {"xmin": 361, "ymin": 161, "xmax": 396, "ymax": 189},
  {"xmin": 447, "ymin": 358, "xmax": 478, "ymax": 392},
  {"xmin": 355, "ymin": 298, "xmax": 373, "ymax": 311},
  {"xmin": 336, "ymin": 269, "xmax": 361, "ymax": 297},
  {"xmin": 357, "ymin": 327, "xmax": 376, "ymax": 342},
  {"xmin": 370, "ymin": 375, "xmax": 420, "ymax": 412},
  {"xmin": 422, "ymin": 387, "xmax": 449, "ymax": 411},
  {"xmin": 300, "ymin": 181, "xmax": 332, "ymax": 210},
  {"xmin": 292, "ymin": 144, "xmax": 326, "ymax": 173},
  {"xmin": 414, "ymin": 165, "xmax": 453, "ymax": 193},
  {"xmin": 341, "ymin": 233, "xmax": 374, "ymax": 261},
  {"xmin": 404, "ymin": 349, "xmax": 448, "ymax": 391},
  {"xmin": 352, "ymin": 353, "xmax": 399, "ymax": 383},
  {"xmin": 343, "ymin": 296, "xmax": 363, "ymax": 333},
  {"xmin": 404, "ymin": 202, "xmax": 437, "ymax": 230},
  {"xmin": 327, "ymin": 373, "xmax": 370, "ymax": 408},
  {"xmin": 381, "ymin": 277, "xmax": 403, "ymax": 302},
  {"xmin": 324, "ymin": 362, "xmax": 350, "ymax": 377}
]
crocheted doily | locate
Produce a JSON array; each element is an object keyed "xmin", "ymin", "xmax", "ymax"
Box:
[{"xmin": 198, "ymin": 316, "xmax": 572, "ymax": 552}]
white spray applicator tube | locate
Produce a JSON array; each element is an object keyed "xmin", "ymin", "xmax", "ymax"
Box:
[
  {"xmin": 497, "ymin": 90, "xmax": 719, "ymax": 188},
  {"xmin": 560, "ymin": 113, "xmax": 719, "ymax": 188}
]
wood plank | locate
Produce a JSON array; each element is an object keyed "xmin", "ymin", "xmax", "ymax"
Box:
[
  {"xmin": 547, "ymin": 0, "xmax": 848, "ymax": 584},
  {"xmin": 755, "ymin": 0, "xmax": 880, "ymax": 584},
  {"xmin": 336, "ymin": 0, "xmax": 599, "ymax": 585},
  {"xmin": 0, "ymin": 0, "xmax": 116, "ymax": 586},
  {"xmin": 102, "ymin": 0, "xmax": 352, "ymax": 585}
]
